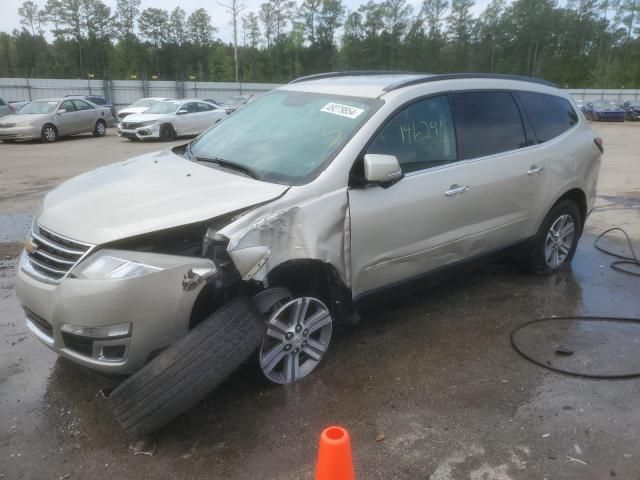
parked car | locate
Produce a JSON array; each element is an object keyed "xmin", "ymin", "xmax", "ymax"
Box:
[
  {"xmin": 222, "ymin": 94, "xmax": 254, "ymax": 114},
  {"xmin": 16, "ymin": 73, "xmax": 601, "ymax": 435},
  {"xmin": 65, "ymin": 95, "xmax": 117, "ymax": 125},
  {"xmin": 581, "ymin": 100, "xmax": 625, "ymax": 121},
  {"xmin": 0, "ymin": 97, "xmax": 114, "ymax": 143},
  {"xmin": 621, "ymin": 100, "xmax": 640, "ymax": 121},
  {"xmin": 8, "ymin": 100, "xmax": 30, "ymax": 112},
  {"xmin": 117, "ymin": 99, "xmax": 226, "ymax": 141},
  {"xmin": 116, "ymin": 97, "xmax": 174, "ymax": 122},
  {"xmin": 0, "ymin": 97, "xmax": 17, "ymax": 117}
]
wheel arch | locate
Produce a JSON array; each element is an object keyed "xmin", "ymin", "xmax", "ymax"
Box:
[
  {"xmin": 265, "ymin": 259, "xmax": 353, "ymax": 322},
  {"xmin": 554, "ymin": 188, "xmax": 587, "ymax": 227}
]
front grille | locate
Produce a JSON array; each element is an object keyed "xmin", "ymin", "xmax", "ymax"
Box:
[
  {"xmin": 121, "ymin": 121, "xmax": 143, "ymax": 129},
  {"xmin": 0, "ymin": 134, "xmax": 18, "ymax": 139},
  {"xmin": 25, "ymin": 224, "xmax": 94, "ymax": 283},
  {"xmin": 24, "ymin": 307, "xmax": 53, "ymax": 337}
]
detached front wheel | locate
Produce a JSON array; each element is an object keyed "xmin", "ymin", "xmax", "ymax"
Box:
[
  {"xmin": 41, "ymin": 124, "xmax": 58, "ymax": 143},
  {"xmin": 109, "ymin": 295, "xmax": 265, "ymax": 436}
]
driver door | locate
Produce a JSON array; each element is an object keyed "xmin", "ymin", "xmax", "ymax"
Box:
[
  {"xmin": 349, "ymin": 95, "xmax": 479, "ymax": 298},
  {"xmin": 175, "ymin": 102, "xmax": 199, "ymax": 135}
]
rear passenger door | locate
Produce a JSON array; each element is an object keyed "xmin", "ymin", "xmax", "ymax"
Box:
[
  {"xmin": 451, "ymin": 90, "xmax": 546, "ymax": 247},
  {"xmin": 195, "ymin": 102, "xmax": 223, "ymax": 133}
]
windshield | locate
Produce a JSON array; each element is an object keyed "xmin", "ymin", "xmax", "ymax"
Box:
[
  {"xmin": 189, "ymin": 91, "xmax": 378, "ymax": 184},
  {"xmin": 593, "ymin": 101, "xmax": 618, "ymax": 109},
  {"xmin": 146, "ymin": 101, "xmax": 180, "ymax": 114},
  {"xmin": 20, "ymin": 100, "xmax": 58, "ymax": 114},
  {"xmin": 131, "ymin": 99, "xmax": 159, "ymax": 108}
]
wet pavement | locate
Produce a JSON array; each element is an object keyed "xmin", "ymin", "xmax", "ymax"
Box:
[{"xmin": 1, "ymin": 124, "xmax": 639, "ymax": 479}]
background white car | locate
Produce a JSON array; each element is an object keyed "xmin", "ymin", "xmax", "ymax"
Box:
[
  {"xmin": 116, "ymin": 97, "xmax": 174, "ymax": 122},
  {"xmin": 117, "ymin": 99, "xmax": 226, "ymax": 141}
]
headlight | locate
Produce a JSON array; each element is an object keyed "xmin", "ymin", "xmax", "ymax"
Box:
[
  {"xmin": 75, "ymin": 252, "xmax": 162, "ymax": 280},
  {"xmin": 61, "ymin": 322, "xmax": 131, "ymax": 338},
  {"xmin": 18, "ymin": 120, "xmax": 36, "ymax": 127}
]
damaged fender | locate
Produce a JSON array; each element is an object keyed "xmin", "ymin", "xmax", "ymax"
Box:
[{"xmin": 219, "ymin": 187, "xmax": 351, "ymax": 286}]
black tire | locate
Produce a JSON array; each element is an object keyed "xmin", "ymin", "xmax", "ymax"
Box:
[
  {"xmin": 41, "ymin": 124, "xmax": 58, "ymax": 143},
  {"xmin": 93, "ymin": 119, "xmax": 107, "ymax": 137},
  {"xmin": 524, "ymin": 199, "xmax": 582, "ymax": 275},
  {"xmin": 109, "ymin": 296, "xmax": 265, "ymax": 436},
  {"xmin": 159, "ymin": 123, "xmax": 176, "ymax": 141}
]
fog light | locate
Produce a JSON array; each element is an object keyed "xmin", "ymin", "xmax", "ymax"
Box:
[{"xmin": 61, "ymin": 322, "xmax": 131, "ymax": 339}]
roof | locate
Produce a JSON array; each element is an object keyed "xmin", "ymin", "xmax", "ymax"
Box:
[{"xmin": 283, "ymin": 72, "xmax": 557, "ymax": 98}]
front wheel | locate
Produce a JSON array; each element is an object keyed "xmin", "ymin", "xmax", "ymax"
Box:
[
  {"xmin": 108, "ymin": 296, "xmax": 265, "ymax": 436},
  {"xmin": 159, "ymin": 123, "xmax": 176, "ymax": 141},
  {"xmin": 41, "ymin": 124, "xmax": 58, "ymax": 143},
  {"xmin": 524, "ymin": 200, "xmax": 582, "ymax": 275}
]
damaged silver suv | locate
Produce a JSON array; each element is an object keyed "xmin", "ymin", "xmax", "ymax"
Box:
[{"xmin": 16, "ymin": 72, "xmax": 601, "ymax": 435}]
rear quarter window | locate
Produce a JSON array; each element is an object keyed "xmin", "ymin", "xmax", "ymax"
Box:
[
  {"xmin": 518, "ymin": 92, "xmax": 578, "ymax": 143},
  {"xmin": 453, "ymin": 91, "xmax": 527, "ymax": 159}
]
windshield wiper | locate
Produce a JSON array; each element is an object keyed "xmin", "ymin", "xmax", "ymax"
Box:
[{"xmin": 195, "ymin": 156, "xmax": 260, "ymax": 180}]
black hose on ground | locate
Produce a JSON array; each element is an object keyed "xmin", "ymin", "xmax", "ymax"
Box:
[
  {"xmin": 594, "ymin": 227, "xmax": 640, "ymax": 277},
  {"xmin": 511, "ymin": 317, "xmax": 640, "ymax": 380}
]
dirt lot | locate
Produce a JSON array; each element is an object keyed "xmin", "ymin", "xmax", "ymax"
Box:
[{"xmin": 1, "ymin": 124, "xmax": 639, "ymax": 479}]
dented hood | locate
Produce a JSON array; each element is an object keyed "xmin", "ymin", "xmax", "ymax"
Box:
[{"xmin": 38, "ymin": 150, "xmax": 289, "ymax": 245}]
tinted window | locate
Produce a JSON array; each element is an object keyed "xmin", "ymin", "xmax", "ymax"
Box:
[
  {"xmin": 88, "ymin": 96, "xmax": 107, "ymax": 105},
  {"xmin": 367, "ymin": 95, "xmax": 457, "ymax": 173},
  {"xmin": 519, "ymin": 92, "xmax": 578, "ymax": 143},
  {"xmin": 72, "ymin": 99, "xmax": 93, "ymax": 111},
  {"xmin": 197, "ymin": 102, "xmax": 213, "ymax": 112},
  {"xmin": 183, "ymin": 102, "xmax": 198, "ymax": 114},
  {"xmin": 454, "ymin": 92, "xmax": 526, "ymax": 159},
  {"xmin": 60, "ymin": 100, "xmax": 76, "ymax": 112}
]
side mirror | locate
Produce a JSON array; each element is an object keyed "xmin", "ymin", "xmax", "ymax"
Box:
[
  {"xmin": 364, "ymin": 154, "xmax": 403, "ymax": 185},
  {"xmin": 177, "ymin": 109, "xmax": 188, "ymax": 115},
  {"xmin": 57, "ymin": 108, "xmax": 66, "ymax": 114}
]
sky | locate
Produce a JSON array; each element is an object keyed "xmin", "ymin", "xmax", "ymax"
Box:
[{"xmin": 1, "ymin": 0, "xmax": 493, "ymax": 43}]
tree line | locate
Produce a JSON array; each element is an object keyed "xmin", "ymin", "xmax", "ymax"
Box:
[{"xmin": 0, "ymin": 0, "xmax": 639, "ymax": 88}]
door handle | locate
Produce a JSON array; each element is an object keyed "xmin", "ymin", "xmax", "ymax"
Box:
[
  {"xmin": 445, "ymin": 184, "xmax": 470, "ymax": 196},
  {"xmin": 527, "ymin": 165, "xmax": 544, "ymax": 175}
]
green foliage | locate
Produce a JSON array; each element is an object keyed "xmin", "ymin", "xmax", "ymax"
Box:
[{"xmin": 3, "ymin": 0, "xmax": 640, "ymax": 87}]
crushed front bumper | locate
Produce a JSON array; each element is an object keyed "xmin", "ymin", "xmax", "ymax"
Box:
[{"xmin": 16, "ymin": 250, "xmax": 216, "ymax": 374}]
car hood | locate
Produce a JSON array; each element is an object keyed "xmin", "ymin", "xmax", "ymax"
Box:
[
  {"xmin": 122, "ymin": 113, "xmax": 172, "ymax": 123},
  {"xmin": 37, "ymin": 150, "xmax": 289, "ymax": 245},
  {"xmin": 119, "ymin": 107, "xmax": 149, "ymax": 115},
  {"xmin": 5, "ymin": 113, "xmax": 50, "ymax": 124}
]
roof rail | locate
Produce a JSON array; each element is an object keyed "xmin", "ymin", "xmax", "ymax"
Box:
[
  {"xmin": 383, "ymin": 73, "xmax": 557, "ymax": 91},
  {"xmin": 288, "ymin": 70, "xmax": 423, "ymax": 84}
]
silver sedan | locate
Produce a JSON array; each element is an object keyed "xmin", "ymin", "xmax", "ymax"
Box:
[{"xmin": 0, "ymin": 98, "xmax": 115, "ymax": 143}]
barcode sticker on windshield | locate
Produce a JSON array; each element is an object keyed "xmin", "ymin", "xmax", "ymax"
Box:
[{"xmin": 320, "ymin": 103, "xmax": 364, "ymax": 119}]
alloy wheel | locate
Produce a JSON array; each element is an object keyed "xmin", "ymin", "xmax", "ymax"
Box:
[
  {"xmin": 259, "ymin": 297, "xmax": 332, "ymax": 384},
  {"xmin": 96, "ymin": 121, "xmax": 106, "ymax": 136},
  {"xmin": 544, "ymin": 214, "xmax": 575, "ymax": 269},
  {"xmin": 43, "ymin": 126, "xmax": 56, "ymax": 142}
]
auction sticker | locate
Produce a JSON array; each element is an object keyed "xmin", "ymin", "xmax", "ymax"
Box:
[{"xmin": 320, "ymin": 102, "xmax": 365, "ymax": 119}]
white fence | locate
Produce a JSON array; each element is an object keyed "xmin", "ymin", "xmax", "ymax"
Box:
[
  {"xmin": 567, "ymin": 89, "xmax": 640, "ymax": 101},
  {"xmin": 1, "ymin": 78, "xmax": 639, "ymax": 110},
  {"xmin": 0, "ymin": 78, "xmax": 282, "ymax": 111}
]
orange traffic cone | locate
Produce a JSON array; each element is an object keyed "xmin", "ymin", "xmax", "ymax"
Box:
[{"xmin": 315, "ymin": 426, "xmax": 356, "ymax": 480}]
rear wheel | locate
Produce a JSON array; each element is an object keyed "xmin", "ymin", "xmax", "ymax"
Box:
[
  {"xmin": 93, "ymin": 119, "xmax": 107, "ymax": 136},
  {"xmin": 41, "ymin": 124, "xmax": 58, "ymax": 143},
  {"xmin": 108, "ymin": 296, "xmax": 265, "ymax": 436},
  {"xmin": 159, "ymin": 123, "xmax": 176, "ymax": 141},
  {"xmin": 524, "ymin": 200, "xmax": 582, "ymax": 275}
]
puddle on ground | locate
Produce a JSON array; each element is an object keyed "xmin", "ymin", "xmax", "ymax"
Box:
[{"xmin": 0, "ymin": 213, "xmax": 32, "ymax": 243}]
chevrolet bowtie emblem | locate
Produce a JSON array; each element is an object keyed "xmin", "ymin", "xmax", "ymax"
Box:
[{"xmin": 24, "ymin": 239, "xmax": 38, "ymax": 254}]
